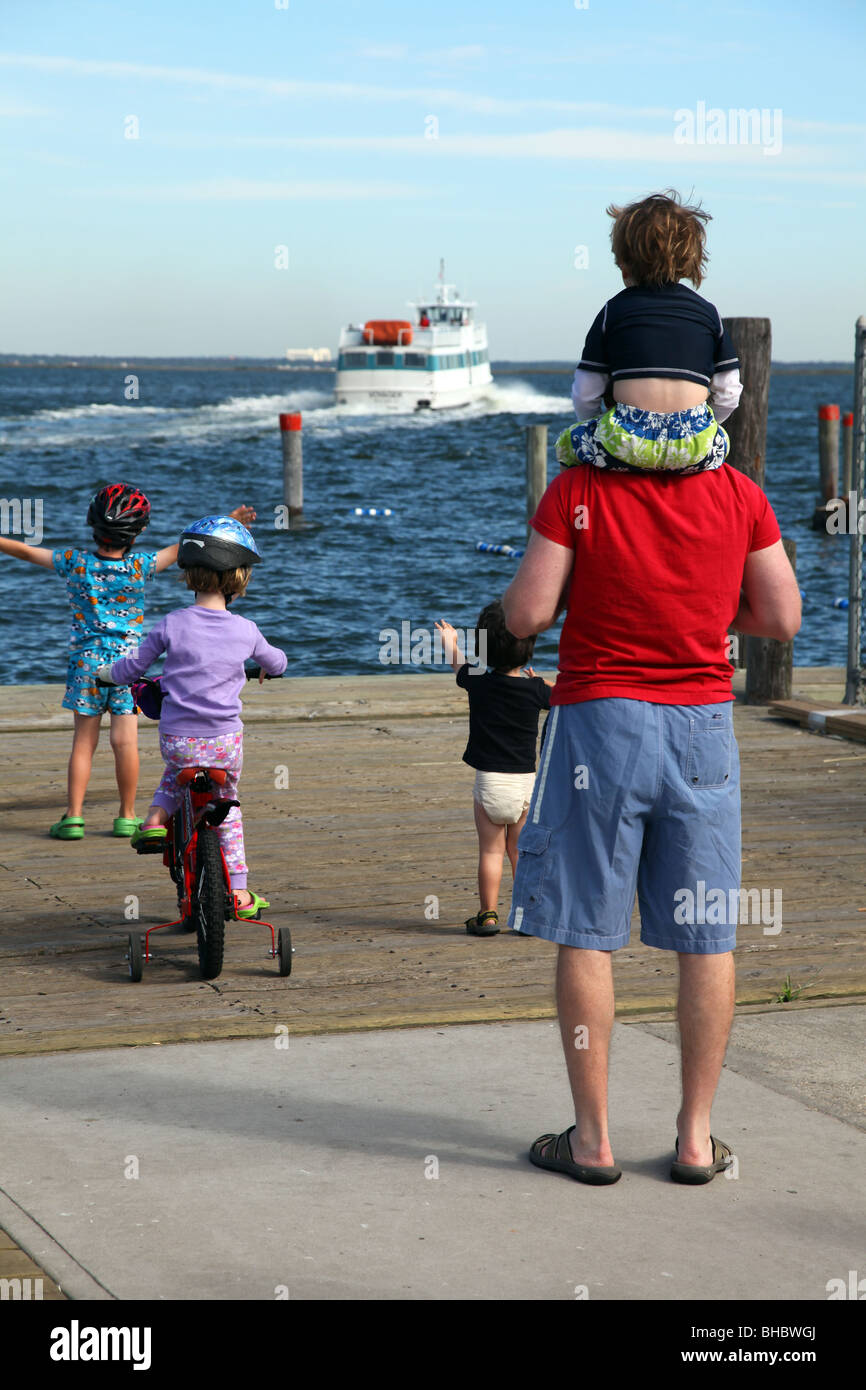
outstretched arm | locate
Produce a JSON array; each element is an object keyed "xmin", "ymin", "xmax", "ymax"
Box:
[{"xmin": 0, "ymin": 536, "xmax": 54, "ymax": 568}]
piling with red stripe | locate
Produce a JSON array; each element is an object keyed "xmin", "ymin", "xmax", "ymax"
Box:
[
  {"xmin": 842, "ymin": 410, "xmax": 854, "ymax": 497},
  {"xmin": 279, "ymin": 412, "xmax": 303, "ymax": 524},
  {"xmin": 818, "ymin": 403, "xmax": 840, "ymax": 505}
]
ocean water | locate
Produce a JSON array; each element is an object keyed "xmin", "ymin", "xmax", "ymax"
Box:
[{"xmin": 0, "ymin": 362, "xmax": 855, "ymax": 684}]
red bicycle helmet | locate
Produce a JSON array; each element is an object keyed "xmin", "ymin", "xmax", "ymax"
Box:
[{"xmin": 87, "ymin": 483, "xmax": 151, "ymax": 546}]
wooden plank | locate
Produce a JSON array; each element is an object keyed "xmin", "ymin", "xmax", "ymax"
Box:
[{"xmin": 0, "ymin": 670, "xmax": 864, "ymax": 1055}]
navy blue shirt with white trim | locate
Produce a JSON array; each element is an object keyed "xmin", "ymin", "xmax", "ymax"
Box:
[{"xmin": 578, "ymin": 283, "xmax": 740, "ymax": 388}]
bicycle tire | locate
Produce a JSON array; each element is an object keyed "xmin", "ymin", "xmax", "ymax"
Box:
[
  {"xmin": 194, "ymin": 824, "xmax": 227, "ymax": 979},
  {"xmin": 277, "ymin": 926, "xmax": 293, "ymax": 977},
  {"xmin": 128, "ymin": 933, "xmax": 143, "ymax": 983}
]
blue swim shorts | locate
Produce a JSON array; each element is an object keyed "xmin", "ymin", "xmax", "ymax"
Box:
[
  {"xmin": 507, "ymin": 699, "xmax": 741, "ymax": 953},
  {"xmin": 63, "ymin": 648, "xmax": 137, "ymax": 717}
]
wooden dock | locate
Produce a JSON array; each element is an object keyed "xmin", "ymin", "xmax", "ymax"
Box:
[{"xmin": 1, "ymin": 667, "xmax": 864, "ymax": 1057}]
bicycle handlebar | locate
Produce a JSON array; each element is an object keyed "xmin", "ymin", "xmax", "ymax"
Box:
[
  {"xmin": 97, "ymin": 667, "xmax": 281, "ymax": 687},
  {"xmin": 244, "ymin": 665, "xmax": 283, "ymax": 681}
]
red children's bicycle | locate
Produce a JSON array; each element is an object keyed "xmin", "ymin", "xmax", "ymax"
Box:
[{"xmin": 125, "ymin": 674, "xmax": 292, "ymax": 983}]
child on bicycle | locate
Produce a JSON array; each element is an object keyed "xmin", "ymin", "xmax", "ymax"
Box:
[
  {"xmin": 557, "ymin": 190, "xmax": 743, "ymax": 476},
  {"xmin": 97, "ymin": 516, "xmax": 286, "ymax": 918},
  {"xmin": 0, "ymin": 485, "xmax": 255, "ymax": 841},
  {"xmin": 436, "ymin": 602, "xmax": 552, "ymax": 936}
]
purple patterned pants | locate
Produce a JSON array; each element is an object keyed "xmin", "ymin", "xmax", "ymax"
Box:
[{"xmin": 153, "ymin": 731, "xmax": 247, "ymax": 889}]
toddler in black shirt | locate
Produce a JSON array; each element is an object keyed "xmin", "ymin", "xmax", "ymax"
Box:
[{"xmin": 437, "ymin": 601, "xmax": 551, "ymax": 936}]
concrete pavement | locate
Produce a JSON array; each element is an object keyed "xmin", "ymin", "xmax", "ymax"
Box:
[{"xmin": 0, "ymin": 1007, "xmax": 863, "ymax": 1301}]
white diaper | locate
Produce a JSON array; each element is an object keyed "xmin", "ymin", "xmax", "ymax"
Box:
[{"xmin": 473, "ymin": 770, "xmax": 536, "ymax": 826}]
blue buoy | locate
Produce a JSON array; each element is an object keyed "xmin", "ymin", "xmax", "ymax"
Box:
[
  {"xmin": 475, "ymin": 541, "xmax": 525, "ymax": 558},
  {"xmin": 833, "ymin": 597, "xmax": 849, "ymax": 610}
]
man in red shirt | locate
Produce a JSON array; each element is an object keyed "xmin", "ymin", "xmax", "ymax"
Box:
[{"xmin": 503, "ymin": 462, "xmax": 800, "ymax": 1184}]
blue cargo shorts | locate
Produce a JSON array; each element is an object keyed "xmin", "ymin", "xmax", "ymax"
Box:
[{"xmin": 507, "ymin": 698, "xmax": 741, "ymax": 953}]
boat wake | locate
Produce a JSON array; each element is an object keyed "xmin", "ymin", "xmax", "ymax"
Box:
[{"xmin": 0, "ymin": 377, "xmax": 569, "ymax": 450}]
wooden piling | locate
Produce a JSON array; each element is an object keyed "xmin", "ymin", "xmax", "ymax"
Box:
[
  {"xmin": 722, "ymin": 317, "xmax": 771, "ymax": 487},
  {"xmin": 279, "ymin": 412, "xmax": 303, "ymax": 524},
  {"xmin": 842, "ymin": 411, "xmax": 854, "ymax": 497},
  {"xmin": 812, "ymin": 403, "xmax": 841, "ymax": 529},
  {"xmin": 721, "ymin": 316, "xmax": 793, "ymax": 699},
  {"xmin": 745, "ymin": 537, "xmax": 796, "ymax": 704},
  {"xmin": 819, "ymin": 404, "xmax": 841, "ymax": 502},
  {"xmin": 526, "ymin": 424, "xmax": 548, "ymax": 535}
]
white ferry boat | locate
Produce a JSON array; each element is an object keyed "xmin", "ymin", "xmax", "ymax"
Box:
[{"xmin": 334, "ymin": 264, "xmax": 492, "ymax": 410}]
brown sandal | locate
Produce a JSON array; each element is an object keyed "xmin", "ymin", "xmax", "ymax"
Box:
[
  {"xmin": 670, "ymin": 1135, "xmax": 733, "ymax": 1184},
  {"xmin": 529, "ymin": 1127, "xmax": 622, "ymax": 1185}
]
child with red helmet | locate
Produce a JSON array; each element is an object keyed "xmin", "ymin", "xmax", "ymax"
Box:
[{"xmin": 0, "ymin": 484, "xmax": 254, "ymax": 840}]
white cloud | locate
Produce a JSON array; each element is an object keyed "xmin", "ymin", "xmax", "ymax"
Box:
[
  {"xmin": 152, "ymin": 127, "xmax": 816, "ymax": 166},
  {"xmin": 102, "ymin": 178, "xmax": 435, "ymax": 202},
  {"xmin": 0, "ymin": 53, "xmax": 669, "ymax": 118}
]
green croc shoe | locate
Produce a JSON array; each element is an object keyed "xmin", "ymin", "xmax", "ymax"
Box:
[
  {"xmin": 131, "ymin": 825, "xmax": 168, "ymax": 854},
  {"xmin": 49, "ymin": 815, "xmax": 84, "ymax": 840},
  {"xmin": 113, "ymin": 817, "xmax": 142, "ymax": 838},
  {"xmin": 234, "ymin": 891, "xmax": 270, "ymax": 920}
]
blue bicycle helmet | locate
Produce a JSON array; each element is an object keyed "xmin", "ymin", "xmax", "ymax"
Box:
[{"xmin": 178, "ymin": 516, "xmax": 261, "ymax": 571}]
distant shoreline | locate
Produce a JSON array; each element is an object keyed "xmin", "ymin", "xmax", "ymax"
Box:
[{"xmin": 0, "ymin": 358, "xmax": 854, "ymax": 376}]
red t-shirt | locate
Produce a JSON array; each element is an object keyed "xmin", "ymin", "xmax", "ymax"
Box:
[{"xmin": 531, "ymin": 463, "xmax": 781, "ymax": 705}]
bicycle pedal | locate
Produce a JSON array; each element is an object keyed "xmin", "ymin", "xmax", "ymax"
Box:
[{"xmin": 134, "ymin": 840, "xmax": 165, "ymax": 855}]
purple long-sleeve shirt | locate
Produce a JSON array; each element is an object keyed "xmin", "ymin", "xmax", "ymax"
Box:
[{"xmin": 109, "ymin": 605, "xmax": 287, "ymax": 735}]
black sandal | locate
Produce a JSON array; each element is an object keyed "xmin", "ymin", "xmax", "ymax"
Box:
[
  {"xmin": 529, "ymin": 1127, "xmax": 622, "ymax": 1185},
  {"xmin": 465, "ymin": 910, "xmax": 499, "ymax": 936}
]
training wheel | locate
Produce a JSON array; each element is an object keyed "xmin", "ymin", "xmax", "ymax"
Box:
[
  {"xmin": 277, "ymin": 927, "xmax": 293, "ymax": 977},
  {"xmin": 128, "ymin": 932, "xmax": 143, "ymax": 982}
]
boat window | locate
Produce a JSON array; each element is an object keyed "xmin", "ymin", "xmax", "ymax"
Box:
[
  {"xmin": 405, "ymin": 352, "xmax": 427, "ymax": 367},
  {"xmin": 376, "ymin": 351, "xmax": 393, "ymax": 366}
]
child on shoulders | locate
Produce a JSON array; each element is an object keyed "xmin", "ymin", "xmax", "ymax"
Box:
[{"xmin": 558, "ymin": 190, "xmax": 742, "ymax": 477}]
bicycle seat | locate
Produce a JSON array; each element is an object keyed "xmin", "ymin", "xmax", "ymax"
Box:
[{"xmin": 176, "ymin": 767, "xmax": 228, "ymax": 787}]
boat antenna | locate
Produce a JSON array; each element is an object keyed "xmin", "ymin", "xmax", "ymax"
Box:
[{"xmin": 439, "ymin": 257, "xmax": 444, "ymax": 282}]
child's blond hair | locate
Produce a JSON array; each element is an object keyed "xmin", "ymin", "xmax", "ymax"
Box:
[{"xmin": 183, "ymin": 565, "xmax": 251, "ymax": 599}]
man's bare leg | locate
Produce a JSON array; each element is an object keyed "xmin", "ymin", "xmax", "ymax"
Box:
[
  {"xmin": 676, "ymin": 951, "xmax": 735, "ymax": 1166},
  {"xmin": 537, "ymin": 945, "xmax": 616, "ymax": 1168}
]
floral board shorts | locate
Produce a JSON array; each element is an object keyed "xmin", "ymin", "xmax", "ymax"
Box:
[{"xmin": 556, "ymin": 403, "xmax": 729, "ymax": 475}]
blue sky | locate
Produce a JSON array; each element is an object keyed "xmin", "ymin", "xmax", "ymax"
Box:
[{"xmin": 1, "ymin": 0, "xmax": 864, "ymax": 359}]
